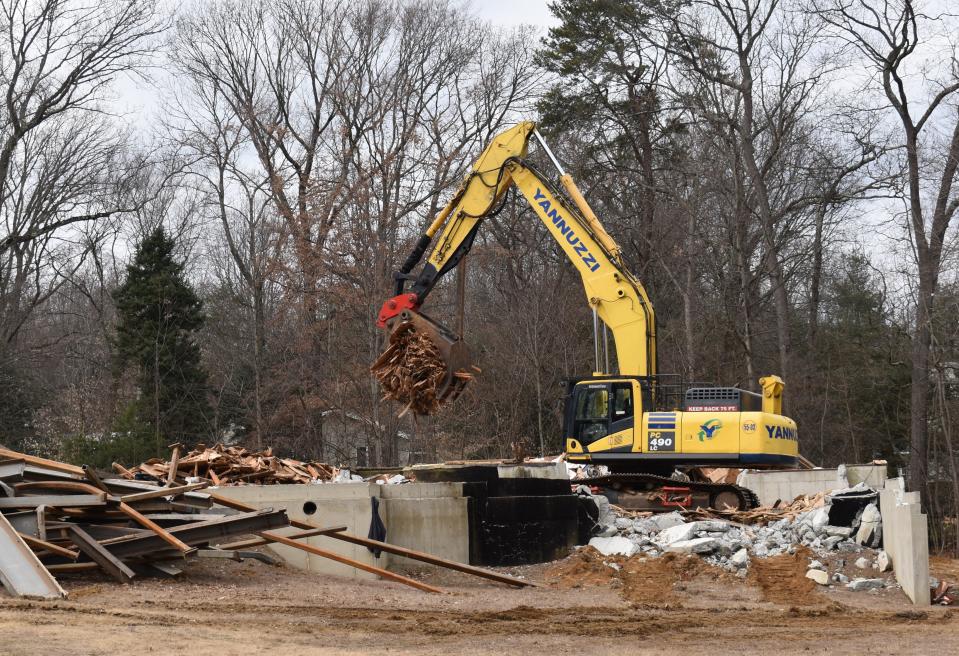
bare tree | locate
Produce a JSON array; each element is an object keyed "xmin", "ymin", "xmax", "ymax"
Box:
[{"xmin": 816, "ymin": 0, "xmax": 959, "ymax": 497}]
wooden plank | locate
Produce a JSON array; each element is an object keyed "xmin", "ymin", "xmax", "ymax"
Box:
[
  {"xmin": 67, "ymin": 525, "xmax": 135, "ymax": 583},
  {"xmin": 117, "ymin": 502, "xmax": 191, "ymax": 552},
  {"xmin": 17, "ymin": 533, "xmax": 78, "ymax": 560},
  {"xmin": 208, "ymin": 492, "xmax": 534, "ymax": 589},
  {"xmin": 82, "ymin": 465, "xmax": 110, "ymax": 492},
  {"xmin": 326, "ymin": 532, "xmax": 538, "ymax": 588},
  {"xmin": 0, "ymin": 494, "xmax": 106, "ymax": 509},
  {"xmin": 216, "ymin": 525, "xmax": 348, "ymax": 550},
  {"xmin": 99, "ymin": 509, "xmax": 289, "ymax": 558},
  {"xmin": 0, "ymin": 447, "xmax": 84, "ymax": 476},
  {"xmin": 0, "ymin": 513, "xmax": 67, "ymax": 599},
  {"xmin": 119, "ymin": 482, "xmax": 209, "ymax": 504},
  {"xmin": 112, "ymin": 462, "xmax": 135, "ymax": 479},
  {"xmin": 166, "ymin": 443, "xmax": 183, "ymax": 487},
  {"xmin": 46, "ymin": 562, "xmax": 99, "ymax": 573},
  {"xmin": 256, "ymin": 531, "xmax": 443, "ymax": 594},
  {"xmin": 15, "ymin": 480, "xmax": 109, "ymax": 495}
]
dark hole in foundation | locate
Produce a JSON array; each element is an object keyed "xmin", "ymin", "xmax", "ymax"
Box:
[{"xmin": 303, "ymin": 501, "xmax": 317, "ymax": 515}]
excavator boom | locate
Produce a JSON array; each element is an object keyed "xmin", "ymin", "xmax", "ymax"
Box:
[{"xmin": 377, "ymin": 121, "xmax": 656, "ymax": 404}]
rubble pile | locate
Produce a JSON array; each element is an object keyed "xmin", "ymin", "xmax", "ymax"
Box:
[
  {"xmin": 580, "ymin": 482, "xmax": 898, "ymax": 593},
  {"xmin": 121, "ymin": 443, "xmax": 340, "ymax": 485}
]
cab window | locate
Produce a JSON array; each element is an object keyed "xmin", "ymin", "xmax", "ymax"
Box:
[
  {"xmin": 574, "ymin": 385, "xmax": 609, "ymax": 444},
  {"xmin": 612, "ymin": 383, "xmax": 633, "ymax": 419}
]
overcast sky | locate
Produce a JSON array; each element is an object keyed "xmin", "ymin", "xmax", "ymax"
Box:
[{"xmin": 473, "ymin": 0, "xmax": 557, "ymax": 27}]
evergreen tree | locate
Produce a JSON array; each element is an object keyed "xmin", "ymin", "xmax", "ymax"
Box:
[{"xmin": 114, "ymin": 227, "xmax": 210, "ymax": 449}]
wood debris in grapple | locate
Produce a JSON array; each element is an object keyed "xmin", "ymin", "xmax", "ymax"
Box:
[{"xmin": 371, "ymin": 321, "xmax": 473, "ymax": 416}]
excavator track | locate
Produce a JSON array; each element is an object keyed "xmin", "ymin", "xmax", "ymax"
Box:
[{"xmin": 578, "ymin": 473, "xmax": 761, "ymax": 512}]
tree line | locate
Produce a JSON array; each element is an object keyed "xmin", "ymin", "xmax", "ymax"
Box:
[{"xmin": 0, "ymin": 0, "xmax": 956, "ymax": 549}]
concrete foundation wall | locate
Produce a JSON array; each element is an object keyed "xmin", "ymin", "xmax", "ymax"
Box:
[
  {"xmin": 212, "ymin": 482, "xmax": 468, "ymax": 578},
  {"xmin": 880, "ymin": 478, "xmax": 930, "ymax": 606},
  {"xmin": 737, "ymin": 464, "xmax": 887, "ymax": 507}
]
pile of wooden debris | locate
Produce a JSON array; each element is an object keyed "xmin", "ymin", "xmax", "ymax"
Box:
[
  {"xmin": 116, "ymin": 444, "xmax": 338, "ymax": 486},
  {"xmin": 371, "ymin": 321, "xmax": 473, "ymax": 416},
  {"xmin": 683, "ymin": 492, "xmax": 828, "ymax": 525},
  {"xmin": 0, "ymin": 446, "xmax": 532, "ymax": 601},
  {"xmin": 0, "ymin": 446, "xmax": 288, "ymax": 600}
]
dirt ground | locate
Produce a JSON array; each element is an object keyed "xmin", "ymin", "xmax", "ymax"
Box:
[{"xmin": 0, "ymin": 548, "xmax": 955, "ymax": 655}]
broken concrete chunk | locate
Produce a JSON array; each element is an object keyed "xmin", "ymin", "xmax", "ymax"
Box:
[
  {"xmin": 808, "ymin": 559, "xmax": 825, "ymax": 571},
  {"xmin": 656, "ymin": 520, "xmax": 729, "ymax": 546},
  {"xmin": 806, "ymin": 569, "xmax": 830, "ymax": 585},
  {"xmin": 855, "ymin": 557, "xmax": 871, "ymax": 569},
  {"xmin": 810, "ymin": 506, "xmax": 831, "ymax": 529},
  {"xmin": 822, "ymin": 525, "xmax": 854, "ymax": 538},
  {"xmin": 846, "ymin": 578, "xmax": 885, "ymax": 591},
  {"xmin": 823, "ymin": 536, "xmax": 843, "ymax": 550},
  {"xmin": 730, "ymin": 548, "xmax": 749, "ymax": 568},
  {"xmin": 833, "ymin": 573, "xmax": 850, "ymax": 584},
  {"xmin": 876, "ymin": 550, "xmax": 891, "ymax": 572},
  {"xmin": 855, "ymin": 502, "xmax": 882, "ymax": 545},
  {"xmin": 649, "ymin": 511, "xmax": 686, "ymax": 531},
  {"xmin": 588, "ymin": 536, "xmax": 638, "ymax": 557},
  {"xmin": 614, "ymin": 517, "xmax": 633, "ymax": 531},
  {"xmin": 665, "ymin": 537, "xmax": 720, "ymax": 555}
]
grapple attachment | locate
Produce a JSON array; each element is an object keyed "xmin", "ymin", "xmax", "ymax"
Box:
[{"xmin": 372, "ymin": 309, "xmax": 474, "ymax": 415}]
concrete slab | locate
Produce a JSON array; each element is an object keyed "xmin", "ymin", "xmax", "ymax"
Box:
[
  {"xmin": 737, "ymin": 464, "xmax": 887, "ymax": 507},
  {"xmin": 211, "ymin": 483, "xmax": 470, "ymax": 579},
  {"xmin": 879, "ymin": 477, "xmax": 930, "ymax": 605}
]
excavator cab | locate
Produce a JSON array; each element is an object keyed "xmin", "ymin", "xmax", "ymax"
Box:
[{"xmin": 564, "ymin": 378, "xmax": 649, "ymax": 456}]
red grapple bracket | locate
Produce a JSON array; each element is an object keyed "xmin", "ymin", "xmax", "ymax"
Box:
[{"xmin": 377, "ymin": 293, "xmax": 420, "ymax": 328}]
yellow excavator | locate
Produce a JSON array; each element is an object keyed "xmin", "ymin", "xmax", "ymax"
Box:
[{"xmin": 376, "ymin": 122, "xmax": 798, "ymax": 510}]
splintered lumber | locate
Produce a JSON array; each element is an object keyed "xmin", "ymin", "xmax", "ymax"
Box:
[
  {"xmin": 256, "ymin": 530, "xmax": 442, "ymax": 594},
  {"xmin": 112, "ymin": 462, "xmax": 135, "ymax": 479},
  {"xmin": 67, "ymin": 525, "xmax": 136, "ymax": 583},
  {"xmin": 683, "ymin": 491, "xmax": 829, "ymax": 525},
  {"xmin": 125, "ymin": 443, "xmax": 336, "ymax": 486},
  {"xmin": 209, "ymin": 493, "xmax": 534, "ymax": 589},
  {"xmin": 0, "ymin": 513, "xmax": 67, "ymax": 599},
  {"xmin": 166, "ymin": 443, "xmax": 183, "ymax": 487},
  {"xmin": 371, "ymin": 320, "xmax": 473, "ymax": 416},
  {"xmin": 117, "ymin": 502, "xmax": 191, "ymax": 552}
]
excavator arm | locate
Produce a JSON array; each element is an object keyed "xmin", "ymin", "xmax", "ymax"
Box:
[{"xmin": 376, "ymin": 122, "xmax": 656, "ymax": 405}]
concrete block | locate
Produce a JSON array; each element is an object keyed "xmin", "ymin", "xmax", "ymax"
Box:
[
  {"xmin": 589, "ymin": 536, "xmax": 638, "ymax": 557},
  {"xmin": 878, "ymin": 478, "xmax": 930, "ymax": 605},
  {"xmin": 497, "ymin": 461, "xmax": 567, "ymax": 480},
  {"xmin": 846, "ymin": 578, "xmax": 885, "ymax": 591},
  {"xmin": 730, "ymin": 548, "xmax": 749, "ymax": 568},
  {"xmin": 876, "ymin": 550, "xmax": 891, "ymax": 572},
  {"xmin": 665, "ymin": 537, "xmax": 720, "ymax": 554},
  {"xmin": 806, "ymin": 569, "xmax": 829, "ymax": 585}
]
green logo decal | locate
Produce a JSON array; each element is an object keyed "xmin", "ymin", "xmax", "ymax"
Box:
[{"xmin": 697, "ymin": 419, "xmax": 722, "ymax": 442}]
